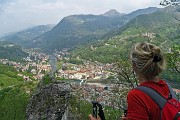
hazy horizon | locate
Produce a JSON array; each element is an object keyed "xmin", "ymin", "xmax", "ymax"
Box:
[{"xmin": 0, "ymin": 0, "xmax": 164, "ymax": 36}]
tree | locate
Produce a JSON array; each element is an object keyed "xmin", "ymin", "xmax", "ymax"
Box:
[
  {"xmin": 166, "ymin": 45, "xmax": 180, "ymax": 73},
  {"xmin": 162, "ymin": 45, "xmax": 180, "ymax": 83},
  {"xmin": 112, "ymin": 59, "xmax": 137, "ymax": 89},
  {"xmin": 160, "ymin": 0, "xmax": 180, "ymax": 6}
]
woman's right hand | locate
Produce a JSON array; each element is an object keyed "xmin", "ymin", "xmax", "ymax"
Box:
[
  {"xmin": 88, "ymin": 114, "xmax": 101, "ymax": 120},
  {"xmin": 122, "ymin": 116, "xmax": 129, "ymax": 120}
]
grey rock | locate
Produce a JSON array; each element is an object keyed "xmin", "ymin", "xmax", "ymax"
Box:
[{"xmin": 26, "ymin": 81, "xmax": 71, "ymax": 120}]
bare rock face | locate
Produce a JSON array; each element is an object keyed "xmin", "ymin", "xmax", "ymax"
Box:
[{"xmin": 26, "ymin": 81, "xmax": 71, "ymax": 120}]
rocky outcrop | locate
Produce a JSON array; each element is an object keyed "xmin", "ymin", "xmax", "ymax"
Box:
[{"xmin": 26, "ymin": 81, "xmax": 71, "ymax": 120}]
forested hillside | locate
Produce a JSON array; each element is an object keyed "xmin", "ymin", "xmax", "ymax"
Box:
[
  {"xmin": 72, "ymin": 6, "xmax": 180, "ymax": 62},
  {"xmin": 0, "ymin": 63, "xmax": 37, "ymax": 120},
  {"xmin": 0, "ymin": 42, "xmax": 28, "ymax": 62},
  {"xmin": 0, "ymin": 25, "xmax": 54, "ymax": 47}
]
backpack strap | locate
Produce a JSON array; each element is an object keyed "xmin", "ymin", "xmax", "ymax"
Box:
[
  {"xmin": 135, "ymin": 86, "xmax": 167, "ymax": 109},
  {"xmin": 174, "ymin": 112, "xmax": 180, "ymax": 120},
  {"xmin": 166, "ymin": 82, "xmax": 178, "ymax": 100}
]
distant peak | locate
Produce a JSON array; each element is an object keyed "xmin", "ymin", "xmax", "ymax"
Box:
[
  {"xmin": 103, "ymin": 9, "xmax": 125, "ymax": 17},
  {"xmin": 105, "ymin": 9, "xmax": 119, "ymax": 14}
]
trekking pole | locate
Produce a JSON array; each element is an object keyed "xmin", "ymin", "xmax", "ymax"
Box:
[
  {"xmin": 97, "ymin": 102, "xmax": 106, "ymax": 120},
  {"xmin": 91, "ymin": 101, "xmax": 106, "ymax": 120},
  {"xmin": 92, "ymin": 101, "xmax": 98, "ymax": 118}
]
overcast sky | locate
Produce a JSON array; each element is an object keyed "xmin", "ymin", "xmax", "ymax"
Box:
[{"xmin": 0, "ymin": 0, "xmax": 164, "ymax": 36}]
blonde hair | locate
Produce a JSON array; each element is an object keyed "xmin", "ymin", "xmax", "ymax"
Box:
[{"xmin": 130, "ymin": 42, "xmax": 166, "ymax": 77}]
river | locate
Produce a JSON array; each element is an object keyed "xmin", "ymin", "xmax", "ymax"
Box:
[
  {"xmin": 48, "ymin": 55, "xmax": 82, "ymax": 83},
  {"xmin": 49, "ymin": 55, "xmax": 57, "ymax": 75}
]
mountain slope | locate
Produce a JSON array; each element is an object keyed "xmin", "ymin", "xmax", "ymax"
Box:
[
  {"xmin": 72, "ymin": 6, "xmax": 180, "ymax": 62},
  {"xmin": 33, "ymin": 15, "xmax": 113, "ymax": 52},
  {"xmin": 0, "ymin": 63, "xmax": 38, "ymax": 120},
  {"xmin": 0, "ymin": 25, "xmax": 54, "ymax": 47},
  {"xmin": 0, "ymin": 42, "xmax": 28, "ymax": 62},
  {"xmin": 31, "ymin": 7, "xmax": 158, "ymax": 52}
]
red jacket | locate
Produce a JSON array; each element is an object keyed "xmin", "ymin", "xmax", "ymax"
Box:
[{"xmin": 127, "ymin": 79, "xmax": 169, "ymax": 120}]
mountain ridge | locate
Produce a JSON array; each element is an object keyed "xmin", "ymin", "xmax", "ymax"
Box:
[
  {"xmin": 0, "ymin": 7, "xmax": 159, "ymax": 52},
  {"xmin": 0, "ymin": 24, "xmax": 55, "ymax": 47},
  {"xmin": 31, "ymin": 7, "xmax": 159, "ymax": 52}
]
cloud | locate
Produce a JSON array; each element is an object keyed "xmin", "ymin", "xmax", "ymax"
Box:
[
  {"xmin": 0, "ymin": 0, "xmax": 16, "ymax": 5},
  {"xmin": 0, "ymin": 0, "xmax": 163, "ymax": 36}
]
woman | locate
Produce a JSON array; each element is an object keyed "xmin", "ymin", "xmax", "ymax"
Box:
[
  {"xmin": 89, "ymin": 42, "xmax": 168, "ymax": 120},
  {"xmin": 122, "ymin": 42, "xmax": 167, "ymax": 120}
]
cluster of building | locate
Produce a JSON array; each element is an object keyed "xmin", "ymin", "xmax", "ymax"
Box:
[
  {"xmin": 57, "ymin": 61, "xmax": 114, "ymax": 80},
  {"xmin": 71, "ymin": 82, "xmax": 128, "ymax": 109},
  {"xmin": 0, "ymin": 52, "xmax": 52, "ymax": 81},
  {"xmin": 1, "ymin": 48, "xmax": 179, "ymax": 103},
  {"xmin": 49, "ymin": 49, "xmax": 116, "ymax": 81}
]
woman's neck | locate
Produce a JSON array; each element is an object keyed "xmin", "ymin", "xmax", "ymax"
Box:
[{"xmin": 138, "ymin": 75, "xmax": 159, "ymax": 84}]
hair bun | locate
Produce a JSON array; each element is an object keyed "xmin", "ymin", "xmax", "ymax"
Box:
[{"xmin": 153, "ymin": 55, "xmax": 161, "ymax": 62}]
